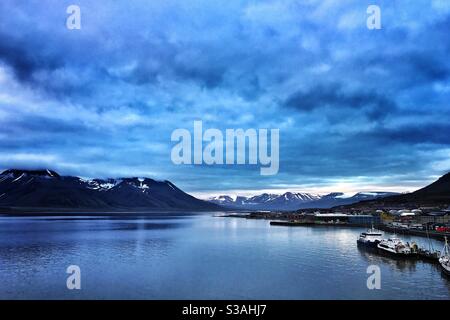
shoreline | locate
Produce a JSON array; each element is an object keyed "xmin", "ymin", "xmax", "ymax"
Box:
[
  {"xmin": 220, "ymin": 213, "xmax": 450, "ymax": 241},
  {"xmin": 0, "ymin": 205, "xmax": 232, "ymax": 215}
]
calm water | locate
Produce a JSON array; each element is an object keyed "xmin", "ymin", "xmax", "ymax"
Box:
[{"xmin": 0, "ymin": 213, "xmax": 449, "ymax": 300}]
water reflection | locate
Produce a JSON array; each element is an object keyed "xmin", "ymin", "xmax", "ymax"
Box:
[
  {"xmin": 0, "ymin": 214, "xmax": 449, "ymax": 299},
  {"xmin": 357, "ymin": 246, "xmax": 419, "ymax": 272}
]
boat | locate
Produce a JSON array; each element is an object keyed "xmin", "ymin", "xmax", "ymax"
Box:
[
  {"xmin": 439, "ymin": 237, "xmax": 450, "ymax": 276},
  {"xmin": 377, "ymin": 237, "xmax": 413, "ymax": 256},
  {"xmin": 417, "ymin": 248, "xmax": 440, "ymax": 262},
  {"xmin": 417, "ymin": 225, "xmax": 441, "ymax": 262},
  {"xmin": 357, "ymin": 226, "xmax": 383, "ymax": 248}
]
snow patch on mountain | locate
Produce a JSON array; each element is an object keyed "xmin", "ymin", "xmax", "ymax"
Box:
[
  {"xmin": 12, "ymin": 173, "xmax": 25, "ymax": 183},
  {"xmin": 0, "ymin": 169, "xmax": 220, "ymax": 210},
  {"xmin": 84, "ymin": 179, "xmax": 123, "ymax": 191},
  {"xmin": 208, "ymin": 190, "xmax": 400, "ymax": 210}
]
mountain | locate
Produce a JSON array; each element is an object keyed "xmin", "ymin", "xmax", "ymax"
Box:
[
  {"xmin": 209, "ymin": 192, "xmax": 320, "ymax": 211},
  {"xmin": 0, "ymin": 169, "xmax": 221, "ymax": 212},
  {"xmin": 339, "ymin": 172, "xmax": 450, "ymax": 209},
  {"xmin": 208, "ymin": 191, "xmax": 399, "ymax": 211},
  {"xmin": 310, "ymin": 191, "xmax": 400, "ymax": 209},
  {"xmin": 259, "ymin": 192, "xmax": 321, "ymax": 210},
  {"xmin": 409, "ymin": 172, "xmax": 450, "ymax": 201}
]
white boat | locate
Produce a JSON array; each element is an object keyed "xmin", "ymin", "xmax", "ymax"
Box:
[
  {"xmin": 377, "ymin": 237, "xmax": 412, "ymax": 256},
  {"xmin": 439, "ymin": 237, "xmax": 450, "ymax": 276},
  {"xmin": 357, "ymin": 227, "xmax": 383, "ymax": 248}
]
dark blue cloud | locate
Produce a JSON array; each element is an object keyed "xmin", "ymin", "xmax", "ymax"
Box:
[
  {"xmin": 284, "ymin": 83, "xmax": 397, "ymax": 121},
  {"xmin": 0, "ymin": 0, "xmax": 449, "ymax": 194},
  {"xmin": 360, "ymin": 123, "xmax": 450, "ymax": 145},
  {"xmin": 0, "ymin": 32, "xmax": 63, "ymax": 82}
]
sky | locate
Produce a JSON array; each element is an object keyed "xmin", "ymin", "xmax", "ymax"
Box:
[{"xmin": 0, "ymin": 0, "xmax": 449, "ymax": 198}]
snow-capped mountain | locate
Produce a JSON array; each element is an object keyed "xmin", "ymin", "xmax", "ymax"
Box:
[
  {"xmin": 0, "ymin": 169, "xmax": 221, "ymax": 211},
  {"xmin": 208, "ymin": 191, "xmax": 400, "ymax": 211},
  {"xmin": 209, "ymin": 192, "xmax": 322, "ymax": 210},
  {"xmin": 254, "ymin": 192, "xmax": 322, "ymax": 210},
  {"xmin": 209, "ymin": 195, "xmax": 238, "ymax": 206}
]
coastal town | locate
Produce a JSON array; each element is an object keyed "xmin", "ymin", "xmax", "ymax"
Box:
[
  {"xmin": 220, "ymin": 172, "xmax": 450, "ymax": 241},
  {"xmin": 231, "ymin": 205, "xmax": 450, "ymax": 240},
  {"xmin": 221, "ymin": 204, "xmax": 450, "ymax": 277}
]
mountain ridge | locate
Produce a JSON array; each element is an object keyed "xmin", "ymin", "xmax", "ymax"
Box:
[
  {"xmin": 336, "ymin": 172, "xmax": 450, "ymax": 209},
  {"xmin": 208, "ymin": 191, "xmax": 400, "ymax": 211},
  {"xmin": 0, "ymin": 169, "xmax": 222, "ymax": 212}
]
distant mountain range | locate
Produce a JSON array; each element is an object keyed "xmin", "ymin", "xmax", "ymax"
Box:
[
  {"xmin": 338, "ymin": 172, "xmax": 450, "ymax": 209},
  {"xmin": 208, "ymin": 191, "xmax": 400, "ymax": 211},
  {"xmin": 0, "ymin": 169, "xmax": 221, "ymax": 212},
  {"xmin": 2, "ymin": 168, "xmax": 448, "ymax": 213}
]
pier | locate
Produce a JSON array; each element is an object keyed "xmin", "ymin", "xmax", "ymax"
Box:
[
  {"xmin": 378, "ymin": 224, "xmax": 450, "ymax": 241},
  {"xmin": 270, "ymin": 220, "xmax": 315, "ymax": 226},
  {"xmin": 220, "ymin": 212, "xmax": 450, "ymax": 242}
]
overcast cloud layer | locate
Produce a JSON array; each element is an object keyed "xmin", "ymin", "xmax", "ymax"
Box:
[{"xmin": 0, "ymin": 0, "xmax": 449, "ymax": 196}]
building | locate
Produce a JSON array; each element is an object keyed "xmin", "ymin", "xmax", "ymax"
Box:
[
  {"xmin": 348, "ymin": 215, "xmax": 381, "ymax": 225},
  {"xmin": 313, "ymin": 213, "xmax": 380, "ymax": 225}
]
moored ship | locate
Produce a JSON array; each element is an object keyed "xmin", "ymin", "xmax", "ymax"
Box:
[
  {"xmin": 439, "ymin": 237, "xmax": 450, "ymax": 276},
  {"xmin": 377, "ymin": 237, "xmax": 413, "ymax": 256},
  {"xmin": 357, "ymin": 227, "xmax": 383, "ymax": 248}
]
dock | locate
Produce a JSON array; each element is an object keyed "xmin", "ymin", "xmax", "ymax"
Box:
[
  {"xmin": 270, "ymin": 220, "xmax": 315, "ymax": 226},
  {"xmin": 378, "ymin": 224, "xmax": 450, "ymax": 241}
]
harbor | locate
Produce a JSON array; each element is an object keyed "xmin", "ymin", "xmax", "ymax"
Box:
[
  {"xmin": 221, "ymin": 209, "xmax": 450, "ymax": 279},
  {"xmin": 270, "ymin": 217, "xmax": 449, "ymax": 267},
  {"xmin": 266, "ymin": 219, "xmax": 450, "ymax": 240},
  {"xmin": 222, "ymin": 209, "xmax": 450, "ymax": 241},
  {"xmin": 356, "ymin": 225, "xmax": 450, "ymax": 279},
  {"xmin": 356, "ymin": 226, "xmax": 444, "ymax": 264}
]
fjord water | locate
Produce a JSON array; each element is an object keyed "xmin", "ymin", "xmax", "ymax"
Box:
[{"xmin": 0, "ymin": 213, "xmax": 449, "ymax": 300}]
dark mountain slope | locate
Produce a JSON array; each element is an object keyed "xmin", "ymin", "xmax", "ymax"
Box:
[
  {"xmin": 0, "ymin": 169, "xmax": 221, "ymax": 211},
  {"xmin": 335, "ymin": 172, "xmax": 450, "ymax": 209}
]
